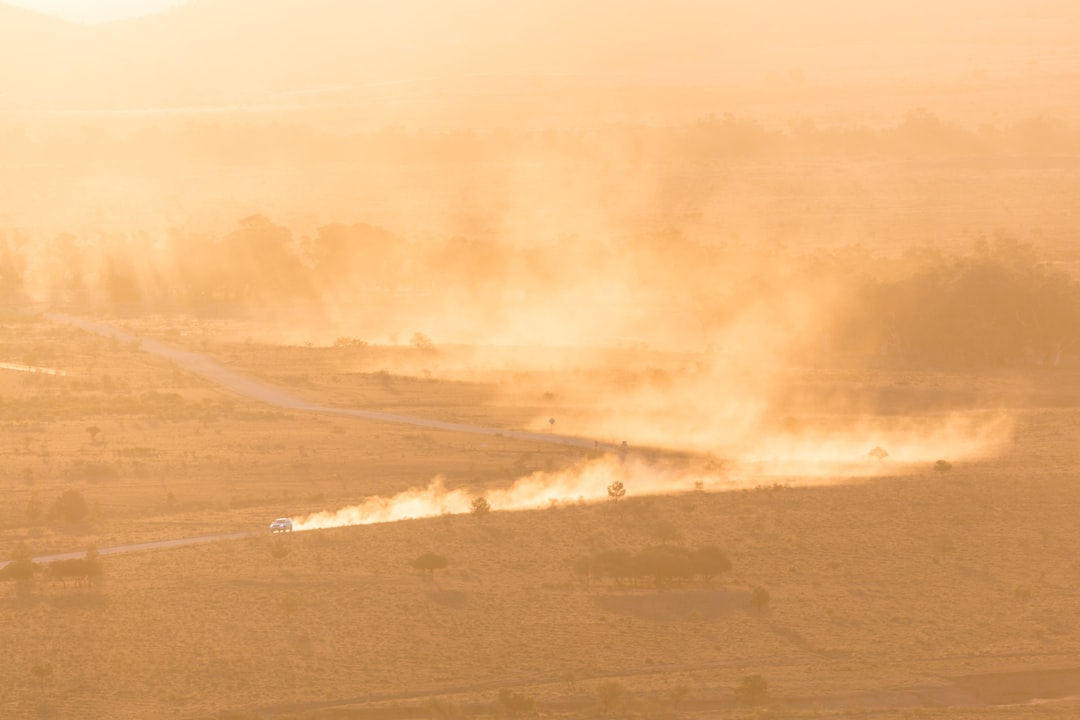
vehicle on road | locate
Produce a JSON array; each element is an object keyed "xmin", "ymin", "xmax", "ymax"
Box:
[{"xmin": 270, "ymin": 518, "xmax": 293, "ymax": 533}]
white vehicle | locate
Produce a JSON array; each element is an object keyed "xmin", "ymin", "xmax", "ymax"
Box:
[{"xmin": 269, "ymin": 517, "xmax": 293, "ymax": 533}]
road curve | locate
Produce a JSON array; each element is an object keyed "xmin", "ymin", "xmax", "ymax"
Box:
[
  {"xmin": 1, "ymin": 315, "xmax": 617, "ymax": 569},
  {"xmin": 46, "ymin": 313, "xmax": 613, "ymax": 451}
]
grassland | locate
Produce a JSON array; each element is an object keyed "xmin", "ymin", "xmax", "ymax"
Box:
[{"xmin": 2, "ymin": 312, "xmax": 1080, "ymax": 719}]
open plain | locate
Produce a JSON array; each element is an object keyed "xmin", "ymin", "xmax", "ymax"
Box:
[{"xmin": 2, "ymin": 312, "xmax": 1080, "ymax": 719}]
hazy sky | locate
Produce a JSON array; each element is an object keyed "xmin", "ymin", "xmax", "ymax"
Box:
[{"xmin": 3, "ymin": 0, "xmax": 182, "ymax": 23}]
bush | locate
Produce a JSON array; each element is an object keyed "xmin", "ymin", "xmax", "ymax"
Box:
[
  {"xmin": 470, "ymin": 496, "xmax": 491, "ymax": 517},
  {"xmin": 596, "ymin": 681, "xmax": 625, "ymax": 715},
  {"xmin": 692, "ymin": 545, "xmax": 732, "ymax": 581},
  {"xmin": 734, "ymin": 674, "xmax": 768, "ymax": 705},
  {"xmin": 580, "ymin": 544, "xmax": 732, "ymax": 586},
  {"xmin": 412, "ymin": 552, "xmax": 448, "ymax": 576},
  {"xmin": 934, "ymin": 459, "xmax": 952, "ymax": 472},
  {"xmin": 750, "ymin": 585, "xmax": 770, "ymax": 612},
  {"xmin": 424, "ymin": 698, "xmax": 465, "ymax": 720},
  {"xmin": 497, "ymin": 688, "xmax": 535, "ymax": 717},
  {"xmin": 47, "ymin": 489, "xmax": 89, "ymax": 525}
]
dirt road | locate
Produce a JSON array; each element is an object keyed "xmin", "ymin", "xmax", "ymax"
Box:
[{"xmin": 46, "ymin": 313, "xmax": 609, "ymax": 450}]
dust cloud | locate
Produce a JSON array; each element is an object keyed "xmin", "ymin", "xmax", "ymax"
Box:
[
  {"xmin": 3, "ymin": 0, "xmax": 1077, "ymax": 488},
  {"xmin": 293, "ymin": 409, "xmax": 1010, "ymax": 532}
]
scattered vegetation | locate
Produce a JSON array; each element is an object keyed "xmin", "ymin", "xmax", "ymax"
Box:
[
  {"xmin": 46, "ymin": 489, "xmax": 89, "ymax": 525},
  {"xmin": 596, "ymin": 680, "xmax": 626, "ymax": 715},
  {"xmin": 734, "ymin": 674, "xmax": 768, "ymax": 706},
  {"xmin": 411, "ymin": 552, "xmax": 449, "ymax": 577},
  {"xmin": 496, "ymin": 688, "xmax": 535, "ymax": 717}
]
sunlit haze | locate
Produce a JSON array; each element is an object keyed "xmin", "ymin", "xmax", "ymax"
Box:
[
  {"xmin": 2, "ymin": 1, "xmax": 1079, "ymax": 718},
  {"xmin": 2, "ymin": 0, "xmax": 182, "ymax": 23}
]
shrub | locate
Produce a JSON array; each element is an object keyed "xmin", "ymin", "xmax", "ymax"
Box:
[
  {"xmin": 934, "ymin": 459, "xmax": 952, "ymax": 472},
  {"xmin": 734, "ymin": 674, "xmax": 768, "ymax": 705},
  {"xmin": 412, "ymin": 552, "xmax": 448, "ymax": 576},
  {"xmin": 497, "ymin": 688, "xmax": 535, "ymax": 717},
  {"xmin": 424, "ymin": 698, "xmax": 465, "ymax": 720},
  {"xmin": 750, "ymin": 585, "xmax": 770, "ymax": 612},
  {"xmin": 692, "ymin": 545, "xmax": 732, "ymax": 581},
  {"xmin": 270, "ymin": 538, "xmax": 289, "ymax": 559},
  {"xmin": 596, "ymin": 680, "xmax": 625, "ymax": 715},
  {"xmin": 47, "ymin": 489, "xmax": 89, "ymax": 524},
  {"xmin": 635, "ymin": 545, "xmax": 695, "ymax": 586},
  {"xmin": 470, "ymin": 496, "xmax": 491, "ymax": 517}
]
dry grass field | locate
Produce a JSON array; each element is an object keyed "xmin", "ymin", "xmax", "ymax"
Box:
[{"xmin": 3, "ymin": 312, "xmax": 1080, "ymax": 719}]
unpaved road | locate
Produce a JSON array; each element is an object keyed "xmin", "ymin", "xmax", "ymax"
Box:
[
  {"xmin": 47, "ymin": 313, "xmax": 610, "ymax": 450},
  {"xmin": 0, "ymin": 533, "xmax": 250, "ymax": 570},
  {"xmin": 3, "ymin": 314, "xmax": 615, "ymax": 567}
]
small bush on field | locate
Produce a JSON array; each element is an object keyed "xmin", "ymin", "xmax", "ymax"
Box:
[
  {"xmin": 470, "ymin": 496, "xmax": 491, "ymax": 517},
  {"xmin": 934, "ymin": 459, "xmax": 952, "ymax": 472},
  {"xmin": 412, "ymin": 552, "xmax": 448, "ymax": 576},
  {"xmin": 734, "ymin": 674, "xmax": 768, "ymax": 706},
  {"xmin": 270, "ymin": 538, "xmax": 289, "ymax": 559},
  {"xmin": 47, "ymin": 489, "xmax": 89, "ymax": 524},
  {"xmin": 576, "ymin": 544, "xmax": 731, "ymax": 587},
  {"xmin": 750, "ymin": 585, "xmax": 771, "ymax": 612},
  {"xmin": 497, "ymin": 688, "xmax": 535, "ymax": 716},
  {"xmin": 596, "ymin": 680, "xmax": 626, "ymax": 714},
  {"xmin": 424, "ymin": 698, "xmax": 465, "ymax": 720}
]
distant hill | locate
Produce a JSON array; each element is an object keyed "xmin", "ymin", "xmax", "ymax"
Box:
[{"xmin": 1, "ymin": 0, "xmax": 1078, "ymax": 119}]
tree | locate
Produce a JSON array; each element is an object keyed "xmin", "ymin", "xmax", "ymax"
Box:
[
  {"xmin": 411, "ymin": 332, "xmax": 434, "ymax": 351},
  {"xmin": 734, "ymin": 674, "xmax": 768, "ymax": 705},
  {"xmin": 47, "ymin": 489, "xmax": 89, "ymax": 525},
  {"xmin": 692, "ymin": 545, "xmax": 732, "ymax": 581},
  {"xmin": 85, "ymin": 425, "xmax": 101, "ymax": 444},
  {"xmin": 1, "ymin": 542, "xmax": 38, "ymax": 596},
  {"xmin": 412, "ymin": 552, "xmax": 448, "ymax": 577},
  {"xmin": 470, "ymin": 496, "xmax": 491, "ymax": 518},
  {"xmin": 607, "ymin": 480, "xmax": 626, "ymax": 502}
]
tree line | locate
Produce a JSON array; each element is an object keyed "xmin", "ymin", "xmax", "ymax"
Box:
[
  {"xmin": 2, "ymin": 216, "xmax": 1074, "ymax": 369},
  {"xmin": 3, "ymin": 110, "xmax": 1078, "ymax": 171}
]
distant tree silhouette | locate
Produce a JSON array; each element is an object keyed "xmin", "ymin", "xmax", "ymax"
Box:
[
  {"xmin": 750, "ymin": 585, "xmax": 771, "ymax": 613},
  {"xmin": 596, "ymin": 681, "xmax": 626, "ymax": 715},
  {"xmin": 692, "ymin": 545, "xmax": 732, "ymax": 581},
  {"xmin": 734, "ymin": 674, "xmax": 768, "ymax": 705},
  {"xmin": 470, "ymin": 496, "xmax": 491, "ymax": 518},
  {"xmin": 607, "ymin": 480, "xmax": 626, "ymax": 502},
  {"xmin": 1, "ymin": 542, "xmax": 38, "ymax": 596},
  {"xmin": 47, "ymin": 489, "xmax": 89, "ymax": 525},
  {"xmin": 412, "ymin": 552, "xmax": 448, "ymax": 577}
]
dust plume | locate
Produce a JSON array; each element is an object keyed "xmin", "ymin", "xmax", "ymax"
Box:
[
  {"xmin": 293, "ymin": 413, "xmax": 1009, "ymax": 532},
  {"xmin": 292, "ymin": 455, "xmax": 712, "ymax": 532}
]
